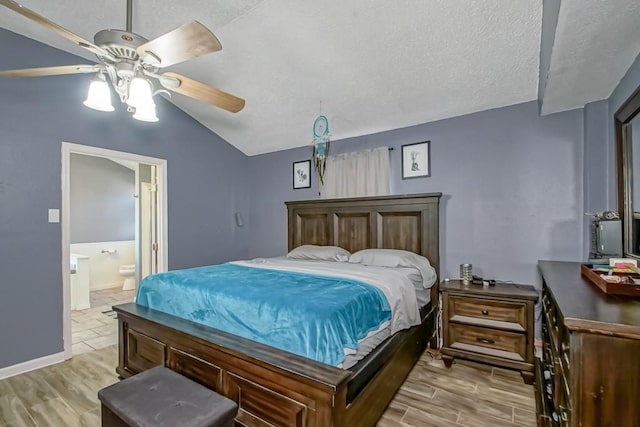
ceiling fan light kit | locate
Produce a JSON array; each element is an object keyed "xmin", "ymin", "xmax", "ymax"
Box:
[
  {"xmin": 0, "ymin": 0, "xmax": 245, "ymax": 123},
  {"xmin": 83, "ymin": 74, "xmax": 114, "ymax": 112},
  {"xmin": 131, "ymin": 101, "xmax": 159, "ymax": 123},
  {"xmin": 127, "ymin": 76, "xmax": 154, "ymax": 108}
]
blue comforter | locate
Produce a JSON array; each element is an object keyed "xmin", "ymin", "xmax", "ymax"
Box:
[{"xmin": 135, "ymin": 263, "xmax": 391, "ymax": 366}]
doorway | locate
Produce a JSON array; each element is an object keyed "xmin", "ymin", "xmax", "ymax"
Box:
[{"xmin": 61, "ymin": 142, "xmax": 168, "ymax": 358}]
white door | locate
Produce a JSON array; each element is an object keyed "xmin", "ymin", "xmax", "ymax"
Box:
[{"xmin": 140, "ymin": 167, "xmax": 158, "ymax": 279}]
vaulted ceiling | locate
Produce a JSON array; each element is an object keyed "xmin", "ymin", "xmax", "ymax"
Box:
[{"xmin": 1, "ymin": 0, "xmax": 639, "ymax": 155}]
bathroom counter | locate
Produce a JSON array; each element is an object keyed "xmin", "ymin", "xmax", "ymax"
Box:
[{"xmin": 70, "ymin": 254, "xmax": 91, "ymax": 310}]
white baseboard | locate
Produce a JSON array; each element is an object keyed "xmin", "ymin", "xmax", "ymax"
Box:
[
  {"xmin": 71, "ymin": 303, "xmax": 91, "ymax": 311},
  {"xmin": 91, "ymin": 281, "xmax": 123, "ymax": 291},
  {"xmin": 0, "ymin": 351, "xmax": 67, "ymax": 380}
]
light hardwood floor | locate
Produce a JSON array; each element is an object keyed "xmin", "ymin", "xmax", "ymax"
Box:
[
  {"xmin": 380, "ymin": 351, "xmax": 537, "ymax": 426},
  {"xmin": 0, "ymin": 345, "xmax": 535, "ymax": 427}
]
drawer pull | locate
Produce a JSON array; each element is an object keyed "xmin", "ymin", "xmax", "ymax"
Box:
[
  {"xmin": 558, "ymin": 405, "xmax": 568, "ymax": 422},
  {"xmin": 481, "ymin": 309, "xmax": 489, "ymax": 315},
  {"xmin": 476, "ymin": 337, "xmax": 495, "ymax": 345}
]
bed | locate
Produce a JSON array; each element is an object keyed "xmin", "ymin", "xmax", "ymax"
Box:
[{"xmin": 113, "ymin": 192, "xmax": 441, "ymax": 427}]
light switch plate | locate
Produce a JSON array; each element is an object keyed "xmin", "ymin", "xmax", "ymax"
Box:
[{"xmin": 48, "ymin": 209, "xmax": 60, "ymax": 223}]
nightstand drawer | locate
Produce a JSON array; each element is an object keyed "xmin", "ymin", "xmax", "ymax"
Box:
[
  {"xmin": 448, "ymin": 295, "xmax": 526, "ymax": 331},
  {"xmin": 448, "ymin": 323, "xmax": 526, "ymax": 362}
]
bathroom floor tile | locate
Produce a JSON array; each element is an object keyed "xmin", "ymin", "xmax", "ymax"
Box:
[
  {"xmin": 72, "ymin": 287, "xmax": 134, "ymax": 356},
  {"xmin": 72, "ymin": 319, "xmax": 108, "ymax": 332},
  {"xmin": 71, "ymin": 343, "xmax": 95, "ymax": 356},
  {"xmin": 71, "ymin": 330, "xmax": 99, "ymax": 344},
  {"xmin": 91, "ymin": 324, "xmax": 116, "ymax": 337},
  {"xmin": 83, "ymin": 335, "xmax": 117, "ymax": 350}
]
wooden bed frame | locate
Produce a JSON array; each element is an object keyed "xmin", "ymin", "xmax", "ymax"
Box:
[{"xmin": 114, "ymin": 193, "xmax": 441, "ymax": 427}]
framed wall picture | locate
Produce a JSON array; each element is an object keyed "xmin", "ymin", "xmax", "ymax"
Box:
[
  {"xmin": 292, "ymin": 160, "xmax": 311, "ymax": 189},
  {"xmin": 401, "ymin": 141, "xmax": 431, "ymax": 179}
]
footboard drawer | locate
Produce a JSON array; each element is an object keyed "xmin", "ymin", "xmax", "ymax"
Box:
[
  {"xmin": 125, "ymin": 329, "xmax": 166, "ymax": 373},
  {"xmin": 224, "ymin": 371, "xmax": 310, "ymax": 427},
  {"xmin": 167, "ymin": 347, "xmax": 223, "ymax": 392}
]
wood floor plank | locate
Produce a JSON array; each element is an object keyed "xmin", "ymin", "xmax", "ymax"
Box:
[
  {"xmin": 513, "ymin": 407, "xmax": 537, "ymax": 426},
  {"xmin": 476, "ymin": 382, "xmax": 536, "ymax": 412},
  {"xmin": 431, "ymin": 387, "xmax": 514, "ymax": 423},
  {"xmin": 397, "ymin": 377, "xmax": 437, "ymax": 399},
  {"xmin": 492, "ymin": 366, "xmax": 528, "ymax": 382},
  {"xmin": 6, "ymin": 371, "xmax": 59, "ymax": 408},
  {"xmin": 401, "ymin": 407, "xmax": 465, "ymax": 427},
  {"xmin": 418, "ymin": 365, "xmax": 479, "ymax": 395},
  {"xmin": 0, "ymin": 382, "xmax": 14, "ymax": 402},
  {"xmin": 43, "ymin": 367, "xmax": 100, "ymax": 415},
  {"xmin": 0, "ymin": 395, "xmax": 37, "ymax": 427},
  {"xmin": 375, "ymin": 401, "xmax": 408, "ymax": 426},
  {"xmin": 422, "ymin": 358, "xmax": 495, "ymax": 386},
  {"xmin": 79, "ymin": 407, "xmax": 101, "ymax": 427},
  {"xmin": 27, "ymin": 397, "xmax": 83, "ymax": 427},
  {"xmin": 393, "ymin": 388, "xmax": 460, "ymax": 422},
  {"xmin": 457, "ymin": 411, "xmax": 520, "ymax": 427}
]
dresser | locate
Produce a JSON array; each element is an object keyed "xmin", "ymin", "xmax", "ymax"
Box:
[
  {"xmin": 538, "ymin": 261, "xmax": 640, "ymax": 427},
  {"xmin": 440, "ymin": 279, "xmax": 538, "ymax": 384}
]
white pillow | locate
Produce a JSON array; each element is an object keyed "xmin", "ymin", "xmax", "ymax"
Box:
[
  {"xmin": 349, "ymin": 249, "xmax": 437, "ymax": 288},
  {"xmin": 286, "ymin": 245, "xmax": 351, "ymax": 262}
]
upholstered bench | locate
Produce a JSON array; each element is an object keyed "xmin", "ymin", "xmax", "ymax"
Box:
[{"xmin": 98, "ymin": 366, "xmax": 237, "ymax": 427}]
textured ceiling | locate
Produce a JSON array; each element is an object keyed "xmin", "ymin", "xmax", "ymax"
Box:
[
  {"xmin": 541, "ymin": 0, "xmax": 640, "ymax": 115},
  {"xmin": 0, "ymin": 1, "xmax": 639, "ymax": 155}
]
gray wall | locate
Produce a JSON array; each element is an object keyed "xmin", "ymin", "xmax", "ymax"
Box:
[
  {"xmin": 248, "ymin": 101, "xmax": 585, "ymax": 286},
  {"xmin": 582, "ymin": 100, "xmax": 610, "ymax": 257},
  {"xmin": 0, "ymin": 29, "xmax": 250, "ymax": 369},
  {"xmin": 70, "ymin": 154, "xmax": 135, "ymax": 243}
]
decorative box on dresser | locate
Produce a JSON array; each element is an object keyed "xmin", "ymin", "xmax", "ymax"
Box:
[
  {"xmin": 537, "ymin": 261, "xmax": 640, "ymax": 427},
  {"xmin": 440, "ymin": 279, "xmax": 538, "ymax": 384}
]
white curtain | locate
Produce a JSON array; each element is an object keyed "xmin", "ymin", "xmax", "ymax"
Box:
[{"xmin": 321, "ymin": 147, "xmax": 390, "ymax": 199}]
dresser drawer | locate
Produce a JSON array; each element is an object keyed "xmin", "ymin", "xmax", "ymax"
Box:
[
  {"xmin": 448, "ymin": 323, "xmax": 526, "ymax": 362},
  {"xmin": 448, "ymin": 295, "xmax": 527, "ymax": 331}
]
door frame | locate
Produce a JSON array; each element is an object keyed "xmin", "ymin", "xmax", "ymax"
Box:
[
  {"xmin": 61, "ymin": 142, "xmax": 168, "ymax": 359},
  {"xmin": 140, "ymin": 181, "xmax": 157, "ymax": 279}
]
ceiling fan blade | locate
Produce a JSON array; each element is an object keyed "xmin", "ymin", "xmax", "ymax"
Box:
[
  {"xmin": 0, "ymin": 0, "xmax": 114, "ymax": 61},
  {"xmin": 137, "ymin": 21, "xmax": 222, "ymax": 68},
  {"xmin": 0, "ymin": 64, "xmax": 102, "ymax": 77},
  {"xmin": 159, "ymin": 72, "xmax": 245, "ymax": 113}
]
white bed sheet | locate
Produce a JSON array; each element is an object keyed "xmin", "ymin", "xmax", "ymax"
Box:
[
  {"xmin": 342, "ymin": 325, "xmax": 391, "ymax": 369},
  {"xmin": 341, "ymin": 286, "xmax": 431, "ymax": 369}
]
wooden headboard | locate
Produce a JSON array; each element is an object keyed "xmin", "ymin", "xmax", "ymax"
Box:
[{"xmin": 285, "ymin": 193, "xmax": 442, "ymax": 277}]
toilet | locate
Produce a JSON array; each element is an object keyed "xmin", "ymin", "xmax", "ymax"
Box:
[{"xmin": 119, "ymin": 264, "xmax": 136, "ymax": 290}]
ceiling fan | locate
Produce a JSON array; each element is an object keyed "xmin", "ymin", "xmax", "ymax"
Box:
[{"xmin": 0, "ymin": 0, "xmax": 245, "ymax": 122}]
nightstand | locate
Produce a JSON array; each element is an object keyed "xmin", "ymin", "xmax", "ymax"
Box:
[{"xmin": 440, "ymin": 280, "xmax": 538, "ymax": 384}]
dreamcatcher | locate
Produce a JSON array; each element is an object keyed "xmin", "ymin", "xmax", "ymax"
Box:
[{"xmin": 312, "ymin": 114, "xmax": 330, "ymax": 189}]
